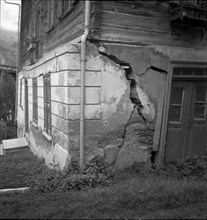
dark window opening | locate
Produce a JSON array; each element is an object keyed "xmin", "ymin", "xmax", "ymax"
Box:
[
  {"xmin": 33, "ymin": 78, "xmax": 38, "ymax": 123},
  {"xmin": 44, "ymin": 73, "xmax": 51, "ymax": 135}
]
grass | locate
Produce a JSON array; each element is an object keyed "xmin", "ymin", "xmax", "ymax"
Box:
[{"xmin": 0, "ymin": 150, "xmax": 207, "ymax": 219}]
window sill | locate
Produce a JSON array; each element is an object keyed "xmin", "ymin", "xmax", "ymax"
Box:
[
  {"xmin": 31, "ymin": 121, "xmax": 38, "ymax": 129},
  {"xmin": 45, "ymin": 25, "xmax": 55, "ymax": 34},
  {"xmin": 42, "ymin": 131, "xmax": 52, "ymax": 143},
  {"xmin": 59, "ymin": 7, "xmax": 74, "ymax": 20}
]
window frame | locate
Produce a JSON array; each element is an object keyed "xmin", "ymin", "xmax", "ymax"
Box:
[
  {"xmin": 35, "ymin": 9, "xmax": 41, "ymax": 60},
  {"xmin": 192, "ymin": 83, "xmax": 207, "ymax": 120},
  {"xmin": 168, "ymin": 86, "xmax": 185, "ymax": 123}
]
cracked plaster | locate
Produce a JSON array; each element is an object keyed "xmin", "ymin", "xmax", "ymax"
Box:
[{"xmin": 93, "ymin": 43, "xmax": 169, "ymax": 169}]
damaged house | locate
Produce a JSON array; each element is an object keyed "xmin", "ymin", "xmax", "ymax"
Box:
[{"xmin": 17, "ymin": 0, "xmax": 207, "ymax": 170}]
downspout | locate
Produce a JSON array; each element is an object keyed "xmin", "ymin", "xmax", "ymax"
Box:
[{"xmin": 80, "ymin": 0, "xmax": 91, "ymax": 171}]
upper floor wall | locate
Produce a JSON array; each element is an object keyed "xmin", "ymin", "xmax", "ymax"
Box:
[
  {"xmin": 91, "ymin": 0, "xmax": 207, "ymax": 48},
  {"xmin": 20, "ymin": 0, "xmax": 84, "ymax": 69},
  {"xmin": 20, "ymin": 0, "xmax": 207, "ymax": 69}
]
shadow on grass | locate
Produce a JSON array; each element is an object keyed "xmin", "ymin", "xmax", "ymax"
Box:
[
  {"xmin": 0, "ymin": 149, "xmax": 39, "ymax": 189},
  {"xmin": 0, "ymin": 150, "xmax": 207, "ymax": 219}
]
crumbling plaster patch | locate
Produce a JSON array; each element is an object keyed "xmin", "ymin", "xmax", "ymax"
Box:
[
  {"xmin": 90, "ymin": 43, "xmax": 170, "ymax": 169},
  {"xmin": 98, "ymin": 49, "xmax": 155, "ymax": 128},
  {"xmin": 101, "ymin": 57, "xmax": 132, "ymax": 121},
  {"xmin": 98, "ymin": 44, "xmax": 169, "ymax": 129}
]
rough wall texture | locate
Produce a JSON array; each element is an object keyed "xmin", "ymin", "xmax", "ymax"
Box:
[
  {"xmin": 17, "ymin": 42, "xmax": 170, "ymax": 171},
  {"xmin": 66, "ymin": 43, "xmax": 169, "ymax": 170},
  {"xmin": 17, "ymin": 44, "xmax": 82, "ymax": 170}
]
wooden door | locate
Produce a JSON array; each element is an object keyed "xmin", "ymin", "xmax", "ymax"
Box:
[
  {"xmin": 185, "ymin": 82, "xmax": 207, "ymax": 157},
  {"xmin": 165, "ymin": 80, "xmax": 207, "ymax": 162}
]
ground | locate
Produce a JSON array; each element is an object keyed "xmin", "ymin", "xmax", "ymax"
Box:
[{"xmin": 0, "ymin": 149, "xmax": 207, "ymax": 219}]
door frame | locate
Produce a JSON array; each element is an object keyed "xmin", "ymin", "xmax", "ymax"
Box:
[{"xmin": 157, "ymin": 61, "xmax": 207, "ymax": 168}]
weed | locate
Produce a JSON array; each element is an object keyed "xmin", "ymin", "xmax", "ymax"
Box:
[
  {"xmin": 164, "ymin": 151, "xmax": 207, "ymax": 180},
  {"xmin": 29, "ymin": 156, "xmax": 114, "ymax": 193}
]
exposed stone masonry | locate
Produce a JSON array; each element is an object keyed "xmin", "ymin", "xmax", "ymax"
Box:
[{"xmin": 97, "ymin": 49, "xmax": 154, "ymax": 170}]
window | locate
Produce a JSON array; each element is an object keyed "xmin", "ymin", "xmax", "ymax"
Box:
[
  {"xmin": 173, "ymin": 68, "xmax": 207, "ymax": 77},
  {"xmin": 35, "ymin": 10, "xmax": 41, "ymax": 59},
  {"xmin": 193, "ymin": 85, "xmax": 207, "ymax": 120},
  {"xmin": 33, "ymin": 78, "xmax": 38, "ymax": 123},
  {"xmin": 44, "ymin": 73, "xmax": 51, "ymax": 135},
  {"xmin": 63, "ymin": 0, "xmax": 72, "ymax": 14},
  {"xmin": 57, "ymin": 0, "xmax": 76, "ymax": 18},
  {"xmin": 20, "ymin": 78, "xmax": 23, "ymax": 108},
  {"xmin": 169, "ymin": 87, "xmax": 184, "ymax": 122},
  {"xmin": 46, "ymin": 0, "xmax": 55, "ymax": 30}
]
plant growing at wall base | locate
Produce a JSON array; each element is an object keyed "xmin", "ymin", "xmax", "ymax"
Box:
[
  {"xmin": 29, "ymin": 156, "xmax": 114, "ymax": 193},
  {"xmin": 163, "ymin": 151, "xmax": 207, "ymax": 181}
]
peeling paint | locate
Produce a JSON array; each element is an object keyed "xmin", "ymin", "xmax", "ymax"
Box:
[{"xmin": 101, "ymin": 60, "xmax": 128, "ymax": 121}]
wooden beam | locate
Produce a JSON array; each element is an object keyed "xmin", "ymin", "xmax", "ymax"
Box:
[
  {"xmin": 0, "ymin": 65, "xmax": 17, "ymax": 72},
  {"xmin": 156, "ymin": 63, "xmax": 173, "ymax": 169}
]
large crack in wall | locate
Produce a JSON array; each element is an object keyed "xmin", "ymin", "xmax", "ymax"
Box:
[{"xmin": 96, "ymin": 47, "xmax": 168, "ymax": 169}]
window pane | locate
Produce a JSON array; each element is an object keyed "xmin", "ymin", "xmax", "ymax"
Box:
[
  {"xmin": 169, "ymin": 105, "xmax": 181, "ymax": 122},
  {"xmin": 174, "ymin": 68, "xmax": 181, "ymax": 75},
  {"xmin": 57, "ymin": 1, "xmax": 63, "ymax": 17},
  {"xmin": 44, "ymin": 74, "xmax": 51, "ymax": 134},
  {"xmin": 170, "ymin": 88, "xmax": 184, "ymax": 105},
  {"xmin": 194, "ymin": 69, "xmax": 204, "ymax": 76},
  {"xmin": 195, "ymin": 87, "xmax": 206, "ymax": 102},
  {"xmin": 194, "ymin": 103, "xmax": 206, "ymax": 119},
  {"xmin": 182, "ymin": 69, "xmax": 193, "ymax": 76}
]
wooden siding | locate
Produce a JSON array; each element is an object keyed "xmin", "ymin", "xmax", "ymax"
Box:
[
  {"xmin": 20, "ymin": 0, "xmax": 84, "ymax": 69},
  {"xmin": 91, "ymin": 1, "xmax": 206, "ymax": 48},
  {"xmin": 44, "ymin": 1, "xmax": 85, "ymax": 53},
  {"xmin": 20, "ymin": 0, "xmax": 34, "ymax": 68}
]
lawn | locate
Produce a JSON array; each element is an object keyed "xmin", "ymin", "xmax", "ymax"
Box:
[
  {"xmin": 0, "ymin": 148, "xmax": 38, "ymax": 189},
  {"xmin": 0, "ymin": 150, "xmax": 207, "ymax": 219}
]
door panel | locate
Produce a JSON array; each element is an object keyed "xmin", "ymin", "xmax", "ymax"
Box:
[{"xmin": 165, "ymin": 81, "xmax": 192, "ymax": 161}]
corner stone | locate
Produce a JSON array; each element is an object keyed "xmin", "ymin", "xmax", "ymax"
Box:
[
  {"xmin": 115, "ymin": 143, "xmax": 151, "ymax": 170},
  {"xmin": 114, "ymin": 145, "xmax": 134, "ymax": 170},
  {"xmin": 104, "ymin": 144, "xmax": 119, "ymax": 165}
]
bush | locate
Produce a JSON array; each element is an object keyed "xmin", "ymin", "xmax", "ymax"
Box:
[
  {"xmin": 29, "ymin": 156, "xmax": 114, "ymax": 193},
  {"xmin": 164, "ymin": 151, "xmax": 207, "ymax": 180}
]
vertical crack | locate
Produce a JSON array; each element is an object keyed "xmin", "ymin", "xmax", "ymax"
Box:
[{"xmin": 122, "ymin": 105, "xmax": 135, "ymax": 140}]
